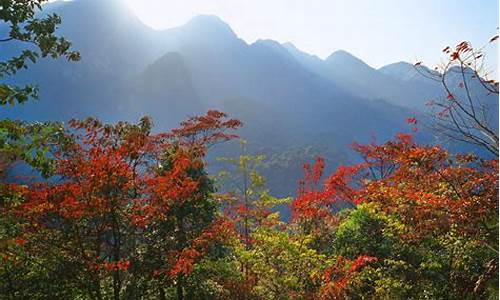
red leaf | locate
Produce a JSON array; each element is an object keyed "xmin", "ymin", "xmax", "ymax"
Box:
[
  {"xmin": 406, "ymin": 117, "xmax": 417, "ymax": 124},
  {"xmin": 15, "ymin": 238, "xmax": 26, "ymax": 246}
]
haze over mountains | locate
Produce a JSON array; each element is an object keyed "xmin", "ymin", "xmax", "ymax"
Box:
[{"xmin": 2, "ymin": 0, "xmax": 497, "ymax": 196}]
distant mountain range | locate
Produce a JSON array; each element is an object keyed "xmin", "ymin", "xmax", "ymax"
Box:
[{"xmin": 2, "ymin": 0, "xmax": 497, "ymax": 197}]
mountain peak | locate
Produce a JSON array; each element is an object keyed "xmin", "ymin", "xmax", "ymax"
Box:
[
  {"xmin": 326, "ymin": 50, "xmax": 362, "ymax": 63},
  {"xmin": 282, "ymin": 42, "xmax": 324, "ymax": 64},
  {"xmin": 254, "ymin": 39, "xmax": 281, "ymax": 46},
  {"xmin": 187, "ymin": 14, "xmax": 227, "ymax": 26},
  {"xmin": 282, "ymin": 42, "xmax": 298, "ymax": 51},
  {"xmin": 380, "ymin": 61, "xmax": 413, "ymax": 69},
  {"xmin": 182, "ymin": 14, "xmax": 237, "ymax": 39},
  {"xmin": 379, "ymin": 61, "xmax": 434, "ymax": 81},
  {"xmin": 326, "ymin": 50, "xmax": 374, "ymax": 72}
]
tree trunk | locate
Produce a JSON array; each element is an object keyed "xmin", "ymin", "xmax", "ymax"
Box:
[
  {"xmin": 159, "ymin": 287, "xmax": 167, "ymax": 300},
  {"xmin": 113, "ymin": 270, "xmax": 120, "ymax": 300},
  {"xmin": 176, "ymin": 275, "xmax": 184, "ymax": 300},
  {"xmin": 473, "ymin": 259, "xmax": 498, "ymax": 299}
]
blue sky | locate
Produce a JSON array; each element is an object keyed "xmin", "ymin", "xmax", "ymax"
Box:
[{"xmin": 125, "ymin": 0, "xmax": 498, "ymax": 75}]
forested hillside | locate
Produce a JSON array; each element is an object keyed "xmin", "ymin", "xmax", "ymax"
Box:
[{"xmin": 4, "ymin": 0, "xmax": 497, "ymax": 197}]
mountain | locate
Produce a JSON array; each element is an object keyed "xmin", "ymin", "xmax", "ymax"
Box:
[
  {"xmin": 135, "ymin": 52, "xmax": 203, "ymax": 120},
  {"xmin": 284, "ymin": 42, "xmax": 445, "ymax": 110},
  {"xmin": 379, "ymin": 61, "xmax": 434, "ymax": 82},
  {"xmin": 3, "ymin": 0, "xmax": 495, "ymax": 199},
  {"xmin": 129, "ymin": 16, "xmax": 413, "ymax": 151},
  {"xmin": 2, "ymin": 0, "xmax": 165, "ymax": 121}
]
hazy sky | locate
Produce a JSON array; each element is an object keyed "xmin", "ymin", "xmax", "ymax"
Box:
[{"xmin": 125, "ymin": 0, "xmax": 498, "ymax": 74}]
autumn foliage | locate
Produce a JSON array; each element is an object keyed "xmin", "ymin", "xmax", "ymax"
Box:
[
  {"xmin": 1, "ymin": 109, "xmax": 498, "ymax": 299},
  {"xmin": 1, "ymin": 111, "xmax": 242, "ymax": 299},
  {"xmin": 290, "ymin": 133, "xmax": 498, "ymax": 298},
  {"xmin": 0, "ymin": 34, "xmax": 498, "ymax": 299}
]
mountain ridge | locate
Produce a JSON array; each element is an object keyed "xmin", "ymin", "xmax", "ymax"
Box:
[{"xmin": 4, "ymin": 0, "xmax": 496, "ymax": 197}]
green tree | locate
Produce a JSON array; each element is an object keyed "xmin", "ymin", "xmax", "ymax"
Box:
[
  {"xmin": 0, "ymin": 0, "xmax": 80, "ymax": 105},
  {"xmin": 217, "ymin": 144, "xmax": 327, "ymax": 299},
  {"xmin": 336, "ymin": 203, "xmax": 498, "ymax": 299},
  {"xmin": 0, "ymin": 4, "xmax": 80, "ymax": 298},
  {"xmin": 0, "ymin": 0, "xmax": 80, "ymax": 177}
]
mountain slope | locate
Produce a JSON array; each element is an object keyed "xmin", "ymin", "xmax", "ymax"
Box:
[
  {"xmin": 4, "ymin": 0, "xmax": 493, "ymax": 197},
  {"xmin": 284, "ymin": 43, "xmax": 444, "ymax": 110}
]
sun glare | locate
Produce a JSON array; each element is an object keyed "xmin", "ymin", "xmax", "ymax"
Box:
[{"xmin": 124, "ymin": 0, "xmax": 220, "ymax": 30}]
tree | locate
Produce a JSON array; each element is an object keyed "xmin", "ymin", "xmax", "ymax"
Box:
[
  {"xmin": 0, "ymin": 111, "xmax": 241, "ymax": 299},
  {"xmin": 217, "ymin": 149, "xmax": 377, "ymax": 299},
  {"xmin": 0, "ymin": 0, "xmax": 80, "ymax": 178},
  {"xmin": 217, "ymin": 140, "xmax": 274, "ymax": 247},
  {"xmin": 291, "ymin": 133, "xmax": 498, "ymax": 299},
  {"xmin": 415, "ymin": 36, "xmax": 499, "ymax": 156},
  {"xmin": 333, "ymin": 202, "xmax": 497, "ymax": 299},
  {"xmin": 217, "ymin": 144, "xmax": 302, "ymax": 298},
  {"xmin": 0, "ymin": 4, "xmax": 81, "ymax": 297},
  {"xmin": 0, "ymin": 0, "xmax": 80, "ymax": 105}
]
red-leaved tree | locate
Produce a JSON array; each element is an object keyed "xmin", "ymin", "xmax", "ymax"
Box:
[
  {"xmin": 292, "ymin": 133, "xmax": 498, "ymax": 297},
  {"xmin": 2, "ymin": 111, "xmax": 241, "ymax": 300}
]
